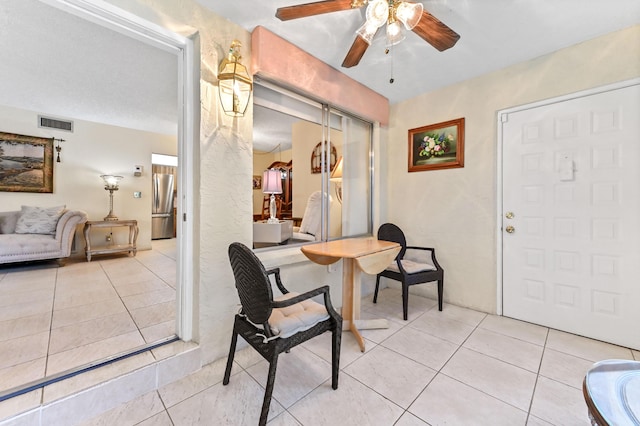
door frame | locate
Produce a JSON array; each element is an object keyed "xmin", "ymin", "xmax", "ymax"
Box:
[
  {"xmin": 43, "ymin": 0, "xmax": 200, "ymax": 340},
  {"xmin": 495, "ymin": 78, "xmax": 640, "ymax": 316}
]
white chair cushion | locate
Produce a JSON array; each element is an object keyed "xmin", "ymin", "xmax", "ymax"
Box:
[
  {"xmin": 387, "ymin": 259, "xmax": 436, "ymax": 274},
  {"xmin": 269, "ymin": 292, "xmax": 329, "ymax": 339}
]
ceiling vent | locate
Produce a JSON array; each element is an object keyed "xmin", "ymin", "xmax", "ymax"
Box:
[{"xmin": 38, "ymin": 115, "xmax": 74, "ymax": 132}]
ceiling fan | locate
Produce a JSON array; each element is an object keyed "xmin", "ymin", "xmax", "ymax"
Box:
[{"xmin": 276, "ymin": 0, "xmax": 460, "ymax": 68}]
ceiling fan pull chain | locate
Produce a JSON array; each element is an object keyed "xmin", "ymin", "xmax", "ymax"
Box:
[{"xmin": 387, "ymin": 44, "xmax": 395, "ymax": 84}]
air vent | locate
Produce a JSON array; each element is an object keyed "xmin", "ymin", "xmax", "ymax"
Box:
[{"xmin": 38, "ymin": 115, "xmax": 74, "ymax": 132}]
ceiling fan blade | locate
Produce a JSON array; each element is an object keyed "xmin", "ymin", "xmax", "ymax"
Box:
[
  {"xmin": 276, "ymin": 0, "xmax": 355, "ymax": 21},
  {"xmin": 411, "ymin": 11, "xmax": 460, "ymax": 51},
  {"xmin": 342, "ymin": 36, "xmax": 370, "ymax": 68}
]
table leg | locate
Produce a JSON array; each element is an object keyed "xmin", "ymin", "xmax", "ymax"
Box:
[{"xmin": 342, "ymin": 258, "xmax": 366, "ymax": 352}]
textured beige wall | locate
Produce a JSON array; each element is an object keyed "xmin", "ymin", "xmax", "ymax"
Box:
[{"xmin": 386, "ymin": 25, "xmax": 640, "ymax": 313}]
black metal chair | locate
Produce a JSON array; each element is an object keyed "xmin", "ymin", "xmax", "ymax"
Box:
[
  {"xmin": 374, "ymin": 223, "xmax": 444, "ymax": 320},
  {"xmin": 223, "ymin": 242, "xmax": 342, "ymax": 426}
]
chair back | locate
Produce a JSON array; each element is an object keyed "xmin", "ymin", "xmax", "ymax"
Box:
[
  {"xmin": 298, "ymin": 191, "xmax": 332, "ymax": 240},
  {"xmin": 228, "ymin": 242, "xmax": 274, "ymax": 324},
  {"xmin": 377, "ymin": 223, "xmax": 407, "ymax": 260}
]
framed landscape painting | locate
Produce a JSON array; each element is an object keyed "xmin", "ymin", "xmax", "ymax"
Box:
[
  {"xmin": 408, "ymin": 117, "xmax": 465, "ymax": 172},
  {"xmin": 0, "ymin": 132, "xmax": 54, "ymax": 193}
]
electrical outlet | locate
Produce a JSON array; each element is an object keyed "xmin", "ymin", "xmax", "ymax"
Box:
[
  {"xmin": 133, "ymin": 191, "xmax": 142, "ymax": 198},
  {"xmin": 106, "ymin": 233, "xmax": 112, "ymax": 242}
]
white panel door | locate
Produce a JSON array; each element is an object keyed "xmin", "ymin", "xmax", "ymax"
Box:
[{"xmin": 502, "ymin": 83, "xmax": 640, "ymax": 350}]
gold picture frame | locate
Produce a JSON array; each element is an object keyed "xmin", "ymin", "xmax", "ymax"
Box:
[
  {"xmin": 0, "ymin": 131, "xmax": 54, "ymax": 193},
  {"xmin": 408, "ymin": 118, "xmax": 465, "ymax": 172}
]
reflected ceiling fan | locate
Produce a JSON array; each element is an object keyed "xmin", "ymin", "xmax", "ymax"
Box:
[{"xmin": 276, "ymin": 0, "xmax": 460, "ymax": 68}]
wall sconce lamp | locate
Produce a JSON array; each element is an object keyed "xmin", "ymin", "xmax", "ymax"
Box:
[
  {"xmin": 330, "ymin": 156, "xmax": 343, "ymax": 204},
  {"xmin": 217, "ymin": 40, "xmax": 253, "ymax": 117},
  {"xmin": 100, "ymin": 174, "xmax": 123, "ymax": 221},
  {"xmin": 262, "ymin": 169, "xmax": 283, "ymax": 223}
]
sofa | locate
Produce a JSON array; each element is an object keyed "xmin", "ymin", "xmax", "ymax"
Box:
[{"xmin": 0, "ymin": 207, "xmax": 88, "ymax": 265}]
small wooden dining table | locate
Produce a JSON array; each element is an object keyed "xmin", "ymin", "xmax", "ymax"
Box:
[{"xmin": 301, "ymin": 238, "xmax": 401, "ymax": 352}]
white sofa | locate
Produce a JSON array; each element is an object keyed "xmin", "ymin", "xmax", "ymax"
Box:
[{"xmin": 0, "ymin": 209, "xmax": 88, "ymax": 265}]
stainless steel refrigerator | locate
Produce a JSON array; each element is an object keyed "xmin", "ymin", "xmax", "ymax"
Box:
[{"xmin": 151, "ymin": 173, "xmax": 175, "ymax": 239}]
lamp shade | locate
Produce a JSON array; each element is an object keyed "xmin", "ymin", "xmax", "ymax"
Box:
[
  {"xmin": 386, "ymin": 21, "xmax": 406, "ymax": 46},
  {"xmin": 330, "ymin": 156, "xmax": 343, "ymax": 181},
  {"xmin": 396, "ymin": 1, "xmax": 423, "ymax": 30},
  {"xmin": 218, "ymin": 40, "xmax": 253, "ymax": 117},
  {"xmin": 100, "ymin": 174, "xmax": 123, "ymax": 190},
  {"xmin": 262, "ymin": 169, "xmax": 283, "ymax": 194}
]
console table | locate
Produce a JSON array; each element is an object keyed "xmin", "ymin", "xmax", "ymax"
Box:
[{"xmin": 83, "ymin": 220, "xmax": 138, "ymax": 262}]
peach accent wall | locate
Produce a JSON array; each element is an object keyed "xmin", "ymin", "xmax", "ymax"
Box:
[{"xmin": 251, "ymin": 26, "xmax": 389, "ymax": 126}]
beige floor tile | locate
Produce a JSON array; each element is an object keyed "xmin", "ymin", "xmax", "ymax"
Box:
[
  {"xmin": 140, "ymin": 320, "xmax": 176, "ymax": 343},
  {"xmin": 114, "ymin": 278, "xmax": 171, "ymax": 297},
  {"xmin": 463, "ymin": 328, "xmax": 544, "ymax": 372},
  {"xmin": 0, "ymin": 312, "xmax": 51, "ymax": 342},
  {"xmin": 0, "ymin": 299, "xmax": 52, "ymax": 322},
  {"xmin": 51, "ymin": 297, "xmax": 127, "ymax": 329},
  {"xmin": 0, "ymin": 389, "xmax": 42, "ymax": 423},
  {"xmin": 232, "ymin": 344, "xmax": 266, "ymax": 370},
  {"xmin": 43, "ymin": 352, "xmax": 155, "ymax": 403},
  {"xmin": 538, "ymin": 348, "xmax": 594, "ymax": 390},
  {"xmin": 129, "ymin": 301, "xmax": 175, "ymax": 330},
  {"xmin": 526, "ymin": 415, "xmax": 554, "ymax": 425},
  {"xmin": 439, "ymin": 303, "xmax": 487, "ymax": 327},
  {"xmin": 159, "ymin": 356, "xmax": 229, "ymax": 408},
  {"xmin": 546, "ymin": 329, "xmax": 633, "ymax": 362},
  {"xmin": 409, "ymin": 374, "xmax": 527, "ymax": 426},
  {"xmin": 362, "ymin": 290, "xmax": 435, "ymax": 324},
  {"xmin": 107, "ymin": 269, "xmax": 158, "ymax": 287},
  {"xmin": 137, "ymin": 411, "xmax": 174, "ymax": 426},
  {"xmin": 634, "ymin": 349, "xmax": 640, "ymax": 360},
  {"xmin": 246, "ymin": 347, "xmax": 332, "ymax": 409},
  {"xmin": 151, "ymin": 340, "xmax": 198, "ymax": 361},
  {"xmin": 480, "ymin": 315, "xmax": 549, "ymax": 346},
  {"xmin": 344, "ymin": 345, "xmax": 436, "ymax": 409},
  {"xmin": 53, "ymin": 286, "xmax": 119, "ymax": 311},
  {"xmin": 288, "ymin": 373, "xmax": 404, "ymax": 426},
  {"xmin": 300, "ymin": 330, "xmax": 371, "ymax": 369},
  {"xmin": 122, "ymin": 287, "xmax": 175, "ymax": 311},
  {"xmin": 0, "ymin": 331, "xmax": 49, "ymax": 370},
  {"xmin": 441, "ymin": 347, "xmax": 537, "ymax": 410},
  {"xmin": 357, "ymin": 310, "xmax": 406, "ymax": 344},
  {"xmin": 48, "ymin": 311, "xmax": 138, "ymax": 354},
  {"xmin": 381, "ymin": 326, "xmax": 458, "ymax": 370},
  {"xmin": 394, "ymin": 412, "xmax": 429, "ymax": 426},
  {"xmin": 0, "ymin": 278, "xmax": 54, "ymax": 296},
  {"xmin": 266, "ymin": 411, "xmax": 302, "ymax": 426},
  {"xmin": 409, "ymin": 309, "xmax": 476, "ymax": 345},
  {"xmin": 79, "ymin": 391, "xmax": 164, "ymax": 426},
  {"xmin": 0, "ymin": 357, "xmax": 46, "ymax": 392},
  {"xmin": 167, "ymin": 370, "xmax": 285, "ymax": 425},
  {"xmin": 529, "ymin": 376, "xmax": 591, "ymax": 425},
  {"xmin": 45, "ymin": 330, "xmax": 145, "ymax": 375},
  {"xmin": 0, "ymin": 288, "xmax": 53, "ymax": 308}
]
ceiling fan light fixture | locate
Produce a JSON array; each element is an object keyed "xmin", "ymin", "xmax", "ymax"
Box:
[
  {"xmin": 386, "ymin": 20, "xmax": 405, "ymax": 46},
  {"xmin": 365, "ymin": 0, "xmax": 388, "ymax": 27},
  {"xmin": 356, "ymin": 19, "xmax": 380, "ymax": 44},
  {"xmin": 396, "ymin": 1, "xmax": 423, "ymax": 30}
]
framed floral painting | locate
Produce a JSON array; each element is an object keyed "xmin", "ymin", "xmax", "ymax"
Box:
[{"xmin": 408, "ymin": 118, "xmax": 465, "ymax": 172}]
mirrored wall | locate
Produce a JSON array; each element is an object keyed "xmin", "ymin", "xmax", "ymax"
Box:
[{"xmin": 253, "ymin": 82, "xmax": 372, "ymax": 247}]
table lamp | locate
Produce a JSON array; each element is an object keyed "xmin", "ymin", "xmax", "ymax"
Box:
[
  {"xmin": 262, "ymin": 169, "xmax": 282, "ymax": 224},
  {"xmin": 100, "ymin": 174, "xmax": 123, "ymax": 221}
]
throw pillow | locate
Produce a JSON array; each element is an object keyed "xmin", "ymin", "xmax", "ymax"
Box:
[{"xmin": 14, "ymin": 205, "xmax": 66, "ymax": 235}]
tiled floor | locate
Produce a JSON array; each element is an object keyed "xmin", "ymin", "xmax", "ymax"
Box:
[
  {"xmin": 0, "ymin": 239, "xmax": 177, "ymax": 394},
  {"xmin": 81, "ymin": 287, "xmax": 639, "ymax": 426}
]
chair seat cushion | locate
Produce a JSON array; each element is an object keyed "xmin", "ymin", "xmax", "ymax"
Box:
[
  {"xmin": 387, "ymin": 259, "xmax": 436, "ymax": 274},
  {"xmin": 269, "ymin": 292, "xmax": 330, "ymax": 339}
]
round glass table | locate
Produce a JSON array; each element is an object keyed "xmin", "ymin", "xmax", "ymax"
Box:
[{"xmin": 582, "ymin": 359, "xmax": 640, "ymax": 425}]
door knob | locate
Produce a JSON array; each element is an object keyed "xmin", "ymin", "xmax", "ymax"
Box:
[
  {"xmin": 505, "ymin": 225, "xmax": 515, "ymax": 234},
  {"xmin": 505, "ymin": 212, "xmax": 515, "ymax": 219}
]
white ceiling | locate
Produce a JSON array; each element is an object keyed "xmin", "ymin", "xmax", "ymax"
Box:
[
  {"xmin": 0, "ymin": 0, "xmax": 637, "ymax": 144},
  {"xmin": 198, "ymin": 0, "xmax": 640, "ymax": 104}
]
